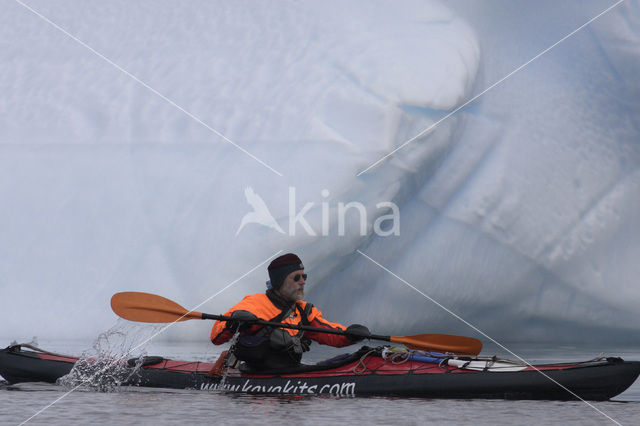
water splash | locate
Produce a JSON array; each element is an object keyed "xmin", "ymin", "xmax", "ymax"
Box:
[
  {"xmin": 215, "ymin": 332, "xmax": 240, "ymax": 391},
  {"xmin": 58, "ymin": 319, "xmax": 164, "ymax": 392}
]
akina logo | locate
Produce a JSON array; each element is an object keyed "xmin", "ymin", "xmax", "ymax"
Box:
[{"xmin": 236, "ymin": 186, "xmax": 399, "ymax": 237}]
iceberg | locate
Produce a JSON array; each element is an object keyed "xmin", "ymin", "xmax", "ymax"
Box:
[{"xmin": 0, "ymin": 0, "xmax": 638, "ymax": 343}]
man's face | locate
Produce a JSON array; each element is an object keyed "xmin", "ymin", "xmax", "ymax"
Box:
[{"xmin": 277, "ymin": 270, "xmax": 306, "ymax": 302}]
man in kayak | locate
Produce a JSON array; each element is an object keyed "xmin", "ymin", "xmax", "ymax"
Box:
[{"xmin": 211, "ymin": 253, "xmax": 370, "ymax": 370}]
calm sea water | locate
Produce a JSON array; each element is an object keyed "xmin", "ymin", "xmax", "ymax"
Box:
[{"xmin": 1, "ymin": 338, "xmax": 639, "ymax": 425}]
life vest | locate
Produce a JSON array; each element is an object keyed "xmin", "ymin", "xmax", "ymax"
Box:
[
  {"xmin": 210, "ymin": 293, "xmax": 345, "ymax": 341},
  {"xmin": 210, "ymin": 293, "xmax": 350, "ymax": 370}
]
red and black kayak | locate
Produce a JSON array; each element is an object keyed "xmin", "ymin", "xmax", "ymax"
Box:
[{"xmin": 1, "ymin": 344, "xmax": 639, "ymax": 400}]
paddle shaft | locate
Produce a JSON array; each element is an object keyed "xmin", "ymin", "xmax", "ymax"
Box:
[{"xmin": 201, "ymin": 313, "xmax": 379, "ymax": 340}]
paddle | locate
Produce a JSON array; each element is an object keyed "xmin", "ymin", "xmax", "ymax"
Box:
[{"xmin": 111, "ymin": 292, "xmax": 482, "ymax": 355}]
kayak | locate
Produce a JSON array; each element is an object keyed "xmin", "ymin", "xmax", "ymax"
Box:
[{"xmin": 1, "ymin": 343, "xmax": 639, "ymax": 400}]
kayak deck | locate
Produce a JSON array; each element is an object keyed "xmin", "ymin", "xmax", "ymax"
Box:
[{"xmin": 1, "ymin": 344, "xmax": 639, "ymax": 400}]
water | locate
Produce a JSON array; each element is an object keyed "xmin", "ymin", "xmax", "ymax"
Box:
[{"xmin": 1, "ymin": 338, "xmax": 640, "ymax": 425}]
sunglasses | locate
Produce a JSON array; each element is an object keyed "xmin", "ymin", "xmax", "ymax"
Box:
[{"xmin": 293, "ymin": 273, "xmax": 308, "ymax": 282}]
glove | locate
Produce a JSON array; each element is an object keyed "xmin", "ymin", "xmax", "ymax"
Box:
[
  {"xmin": 225, "ymin": 310, "xmax": 258, "ymax": 333},
  {"xmin": 300, "ymin": 337, "xmax": 311, "ymax": 352},
  {"xmin": 345, "ymin": 324, "xmax": 370, "ymax": 342}
]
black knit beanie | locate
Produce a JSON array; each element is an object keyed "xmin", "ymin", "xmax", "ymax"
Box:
[{"xmin": 268, "ymin": 253, "xmax": 304, "ymax": 290}]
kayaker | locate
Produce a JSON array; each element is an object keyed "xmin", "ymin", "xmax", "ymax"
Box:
[{"xmin": 211, "ymin": 253, "xmax": 370, "ymax": 370}]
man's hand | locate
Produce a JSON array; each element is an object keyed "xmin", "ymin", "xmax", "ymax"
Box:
[
  {"xmin": 225, "ymin": 310, "xmax": 258, "ymax": 333},
  {"xmin": 345, "ymin": 324, "xmax": 370, "ymax": 342}
]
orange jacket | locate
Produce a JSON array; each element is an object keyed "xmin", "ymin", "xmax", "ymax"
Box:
[{"xmin": 210, "ymin": 293, "xmax": 353, "ymax": 347}]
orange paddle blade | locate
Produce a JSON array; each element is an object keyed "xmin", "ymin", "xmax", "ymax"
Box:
[
  {"xmin": 390, "ymin": 334, "xmax": 482, "ymax": 356},
  {"xmin": 111, "ymin": 292, "xmax": 203, "ymax": 323}
]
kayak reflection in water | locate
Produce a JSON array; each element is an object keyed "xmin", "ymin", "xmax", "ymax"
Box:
[{"xmin": 211, "ymin": 253, "xmax": 370, "ymax": 371}]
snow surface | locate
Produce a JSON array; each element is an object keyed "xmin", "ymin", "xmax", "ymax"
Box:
[{"xmin": 1, "ymin": 0, "xmax": 639, "ymax": 343}]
